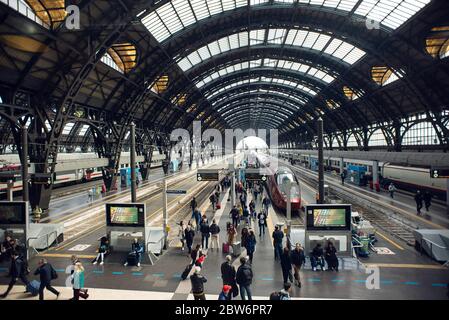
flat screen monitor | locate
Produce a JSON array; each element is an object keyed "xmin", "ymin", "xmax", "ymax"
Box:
[
  {"xmin": 306, "ymin": 205, "xmax": 351, "ymax": 231},
  {"xmin": 0, "ymin": 202, "xmax": 27, "ymax": 225},
  {"xmin": 106, "ymin": 203, "xmax": 145, "ymax": 227}
]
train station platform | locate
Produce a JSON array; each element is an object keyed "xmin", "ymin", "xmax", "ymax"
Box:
[{"xmin": 1, "ymin": 178, "xmax": 448, "ymax": 300}]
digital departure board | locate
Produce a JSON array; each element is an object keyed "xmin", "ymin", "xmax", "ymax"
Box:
[
  {"xmin": 106, "ymin": 203, "xmax": 145, "ymax": 227},
  {"xmin": 245, "ymin": 169, "xmax": 267, "ymax": 181},
  {"xmin": 197, "ymin": 171, "xmax": 219, "ymax": 181},
  {"xmin": 306, "ymin": 204, "xmax": 351, "ymax": 231}
]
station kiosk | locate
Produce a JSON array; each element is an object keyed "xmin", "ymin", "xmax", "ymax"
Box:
[{"xmin": 304, "ymin": 204, "xmax": 353, "ymax": 257}]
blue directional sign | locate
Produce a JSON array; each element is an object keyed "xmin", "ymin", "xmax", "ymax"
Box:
[{"xmin": 166, "ymin": 189, "xmax": 187, "ymax": 195}]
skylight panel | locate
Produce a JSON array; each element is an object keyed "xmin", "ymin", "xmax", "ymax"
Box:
[
  {"xmin": 207, "ymin": 0, "xmax": 223, "ymax": 16},
  {"xmin": 312, "ymin": 34, "xmax": 332, "ymax": 50},
  {"xmin": 343, "ymin": 47, "xmax": 366, "ymax": 64},
  {"xmin": 172, "ymin": 0, "xmax": 196, "ymax": 26},
  {"xmin": 324, "ymin": 38, "xmax": 343, "ymax": 56},
  {"xmin": 197, "ymin": 46, "xmax": 211, "ymax": 60},
  {"xmin": 332, "ymin": 41, "xmax": 354, "ymax": 60},
  {"xmin": 228, "ymin": 34, "xmax": 240, "ymax": 50},
  {"xmin": 238, "ymin": 31, "xmax": 249, "ymax": 47},
  {"xmin": 268, "ymin": 29, "xmax": 286, "ymax": 44},
  {"xmin": 63, "ymin": 123, "xmax": 74, "ymax": 135},
  {"xmin": 208, "ymin": 41, "xmax": 221, "ymax": 55},
  {"xmin": 190, "ymin": 0, "xmax": 210, "ymax": 20},
  {"xmin": 218, "ymin": 37, "xmax": 231, "ymax": 52},
  {"xmin": 178, "ymin": 58, "xmax": 193, "ymax": 72},
  {"xmin": 302, "ymin": 31, "xmax": 320, "ymax": 48},
  {"xmin": 157, "ymin": 3, "xmax": 184, "ymax": 35},
  {"xmin": 222, "ymin": 0, "xmax": 237, "ymax": 11},
  {"xmin": 78, "ymin": 124, "xmax": 89, "ymax": 136},
  {"xmin": 250, "ymin": 29, "xmax": 266, "ymax": 45}
]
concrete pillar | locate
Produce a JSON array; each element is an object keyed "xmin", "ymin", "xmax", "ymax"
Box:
[
  {"xmin": 372, "ymin": 160, "xmax": 379, "ymax": 191},
  {"xmin": 6, "ymin": 180, "xmax": 14, "ymax": 201},
  {"xmin": 162, "ymin": 177, "xmax": 168, "ymax": 249}
]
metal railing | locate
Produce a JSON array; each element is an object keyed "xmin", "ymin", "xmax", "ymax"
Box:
[
  {"xmin": 26, "ymin": 230, "xmax": 59, "ymax": 258},
  {"xmin": 420, "ymin": 237, "xmax": 448, "ymax": 267}
]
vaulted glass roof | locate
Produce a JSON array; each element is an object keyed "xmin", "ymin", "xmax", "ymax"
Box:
[
  {"xmin": 177, "ymin": 29, "xmax": 366, "ymax": 72},
  {"xmin": 141, "ymin": 0, "xmax": 430, "ymax": 43},
  {"xmin": 194, "ymin": 58, "xmax": 336, "ymax": 89}
]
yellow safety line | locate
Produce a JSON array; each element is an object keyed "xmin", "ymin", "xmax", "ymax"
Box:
[
  {"xmin": 39, "ymin": 253, "xmax": 97, "ymax": 259},
  {"xmin": 375, "ymin": 231, "xmax": 405, "ymax": 250},
  {"xmin": 363, "ymin": 263, "xmax": 446, "ymax": 270}
]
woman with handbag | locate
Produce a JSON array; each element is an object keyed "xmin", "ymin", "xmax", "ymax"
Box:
[{"xmin": 72, "ymin": 262, "xmax": 89, "ymax": 300}]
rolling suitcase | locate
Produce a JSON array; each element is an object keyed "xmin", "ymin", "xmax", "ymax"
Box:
[
  {"xmin": 216, "ymin": 202, "xmax": 221, "ymax": 210},
  {"xmin": 222, "ymin": 242, "xmax": 230, "ymax": 254},
  {"xmin": 181, "ymin": 264, "xmax": 192, "ymax": 280},
  {"xmin": 232, "ymin": 242, "xmax": 241, "ymax": 257},
  {"xmin": 26, "ymin": 280, "xmax": 40, "ymax": 296}
]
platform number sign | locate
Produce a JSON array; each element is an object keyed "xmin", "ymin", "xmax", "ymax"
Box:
[{"xmin": 431, "ymin": 167, "xmax": 449, "ymax": 179}]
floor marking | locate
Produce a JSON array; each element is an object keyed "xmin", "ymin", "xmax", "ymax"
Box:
[
  {"xmin": 308, "ymin": 278, "xmax": 321, "ymax": 282},
  {"xmin": 54, "ymin": 269, "xmax": 65, "ymax": 272},
  {"xmin": 68, "ymin": 244, "xmax": 91, "ymax": 251},
  {"xmin": 364, "ymin": 263, "xmax": 446, "ymax": 270},
  {"xmin": 39, "ymin": 253, "xmax": 97, "ymax": 259},
  {"xmin": 431, "ymin": 283, "xmax": 448, "ymax": 287},
  {"xmin": 375, "ymin": 231, "xmax": 404, "ymax": 250},
  {"xmin": 404, "ymin": 281, "xmax": 419, "ymax": 285},
  {"xmin": 132, "ymin": 272, "xmax": 144, "ymax": 276},
  {"xmin": 112, "ymin": 272, "xmax": 124, "ymax": 275},
  {"xmin": 260, "ymin": 277, "xmax": 274, "ymax": 281},
  {"xmin": 380, "ymin": 280, "xmax": 394, "ymax": 285},
  {"xmin": 331, "ymin": 279, "xmax": 345, "ymax": 282},
  {"xmin": 152, "ymin": 273, "xmax": 164, "ymax": 277}
]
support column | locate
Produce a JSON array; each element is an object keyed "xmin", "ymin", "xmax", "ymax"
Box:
[
  {"xmin": 21, "ymin": 126, "xmax": 29, "ymax": 203},
  {"xmin": 317, "ymin": 118, "xmax": 325, "ymax": 204},
  {"xmin": 372, "ymin": 160, "xmax": 379, "ymax": 192},
  {"xmin": 446, "ymin": 179, "xmax": 449, "ymax": 216},
  {"xmin": 6, "ymin": 180, "xmax": 14, "ymax": 201},
  {"xmin": 130, "ymin": 123, "xmax": 137, "ymax": 203},
  {"xmin": 286, "ymin": 180, "xmax": 291, "ymax": 238},
  {"xmin": 231, "ymin": 167, "xmax": 236, "ymax": 207},
  {"xmin": 162, "ymin": 177, "xmax": 168, "ymax": 250}
]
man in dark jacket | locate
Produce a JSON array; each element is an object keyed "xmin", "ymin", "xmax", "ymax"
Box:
[
  {"xmin": 230, "ymin": 206, "xmax": 240, "ymax": 228},
  {"xmin": 280, "ymin": 247, "xmax": 293, "ymax": 284},
  {"xmin": 34, "ymin": 258, "xmax": 60, "ymax": 300},
  {"xmin": 190, "ymin": 266, "xmax": 207, "ymax": 300},
  {"xmin": 221, "ymin": 255, "xmax": 237, "ymax": 300},
  {"xmin": 291, "ymin": 243, "xmax": 306, "ymax": 287},
  {"xmin": 423, "ymin": 191, "xmax": 432, "ymax": 212},
  {"xmin": 200, "ymin": 218, "xmax": 211, "ymax": 249},
  {"xmin": 414, "ymin": 190, "xmax": 423, "ymax": 215},
  {"xmin": 190, "ymin": 197, "xmax": 197, "ymax": 216},
  {"xmin": 185, "ymin": 225, "xmax": 195, "ymax": 253},
  {"xmin": 236, "ymin": 257, "xmax": 253, "ymax": 300},
  {"xmin": 272, "ymin": 226, "xmax": 284, "ymax": 260},
  {"xmin": 209, "ymin": 219, "xmax": 220, "ymax": 251},
  {"xmin": 0, "ymin": 251, "xmax": 30, "ymax": 298},
  {"xmin": 310, "ymin": 243, "xmax": 325, "ymax": 271},
  {"xmin": 210, "ymin": 193, "xmax": 217, "ymax": 211}
]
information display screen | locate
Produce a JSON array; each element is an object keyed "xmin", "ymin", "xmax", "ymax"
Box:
[
  {"xmin": 0, "ymin": 202, "xmax": 27, "ymax": 225},
  {"xmin": 106, "ymin": 203, "xmax": 145, "ymax": 227},
  {"xmin": 306, "ymin": 205, "xmax": 351, "ymax": 231}
]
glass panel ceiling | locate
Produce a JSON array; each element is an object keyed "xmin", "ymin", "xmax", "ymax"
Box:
[
  {"xmin": 178, "ymin": 29, "xmax": 366, "ymax": 72},
  {"xmin": 141, "ymin": 0, "xmax": 430, "ymax": 43},
  {"xmin": 218, "ymin": 99, "xmax": 296, "ymax": 115},
  {"xmin": 195, "ymin": 58, "xmax": 336, "ymax": 89}
]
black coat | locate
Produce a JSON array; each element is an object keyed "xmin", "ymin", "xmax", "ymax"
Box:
[
  {"xmin": 200, "ymin": 223, "xmax": 210, "ymax": 235},
  {"xmin": 34, "ymin": 263, "xmax": 53, "ymax": 284},
  {"xmin": 221, "ymin": 262, "xmax": 236, "ymax": 284},
  {"xmin": 236, "ymin": 263, "xmax": 253, "ymax": 286},
  {"xmin": 280, "ymin": 252, "xmax": 292, "ymax": 271},
  {"xmin": 190, "ymin": 273, "xmax": 207, "ymax": 293},
  {"xmin": 325, "ymin": 247, "xmax": 338, "ymax": 262},
  {"xmin": 10, "ymin": 257, "xmax": 26, "ymax": 278},
  {"xmin": 185, "ymin": 229, "xmax": 195, "ymax": 244},
  {"xmin": 210, "ymin": 223, "xmax": 220, "ymax": 235},
  {"xmin": 291, "ymin": 249, "xmax": 305, "ymax": 266},
  {"xmin": 272, "ymin": 230, "xmax": 284, "ymax": 244},
  {"xmin": 311, "ymin": 246, "xmax": 324, "ymax": 258}
]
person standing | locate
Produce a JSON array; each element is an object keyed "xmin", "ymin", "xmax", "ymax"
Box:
[
  {"xmin": 291, "ymin": 243, "xmax": 305, "ymax": 288},
  {"xmin": 227, "ymin": 224, "xmax": 237, "ymax": 245},
  {"xmin": 280, "ymin": 247, "xmax": 293, "ymax": 284},
  {"xmin": 0, "ymin": 251, "xmax": 30, "ymax": 298},
  {"xmin": 190, "ymin": 197, "xmax": 197, "ymax": 217},
  {"xmin": 272, "ymin": 226, "xmax": 284, "ymax": 261},
  {"xmin": 185, "ymin": 225, "xmax": 195, "ymax": 254},
  {"xmin": 324, "ymin": 242, "xmax": 339, "ymax": 272},
  {"xmin": 340, "ymin": 171, "xmax": 346, "ymax": 185},
  {"xmin": 262, "ymin": 196, "xmax": 271, "ymax": 214},
  {"xmin": 414, "ymin": 190, "xmax": 423, "ymax": 215},
  {"xmin": 231, "ymin": 205, "xmax": 240, "ymax": 228},
  {"xmin": 34, "ymin": 258, "xmax": 60, "ymax": 300},
  {"xmin": 72, "ymin": 262, "xmax": 89, "ymax": 300},
  {"xmin": 236, "ymin": 257, "xmax": 253, "ymax": 301},
  {"xmin": 178, "ymin": 221, "xmax": 187, "ymax": 251},
  {"xmin": 209, "ymin": 219, "xmax": 220, "ymax": 251},
  {"xmin": 423, "ymin": 190, "xmax": 433, "ymax": 212},
  {"xmin": 245, "ymin": 230, "xmax": 257, "ymax": 263},
  {"xmin": 388, "ymin": 183, "xmax": 397, "ymax": 199},
  {"xmin": 209, "ymin": 193, "xmax": 217, "ymax": 211},
  {"xmin": 190, "ymin": 266, "xmax": 207, "ymax": 300},
  {"xmin": 200, "ymin": 218, "xmax": 211, "ymax": 249},
  {"xmin": 193, "ymin": 208, "xmax": 202, "ymax": 231},
  {"xmin": 221, "ymin": 255, "xmax": 237, "ymax": 300},
  {"xmin": 257, "ymin": 211, "xmax": 267, "ymax": 237}
]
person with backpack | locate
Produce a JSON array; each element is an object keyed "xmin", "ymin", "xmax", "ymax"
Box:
[
  {"xmin": 0, "ymin": 250, "xmax": 30, "ymax": 298},
  {"xmin": 272, "ymin": 226, "xmax": 284, "ymax": 260},
  {"xmin": 92, "ymin": 236, "xmax": 109, "ymax": 265},
  {"xmin": 280, "ymin": 247, "xmax": 293, "ymax": 284},
  {"xmin": 291, "ymin": 243, "xmax": 305, "ymax": 287},
  {"xmin": 190, "ymin": 266, "xmax": 207, "ymax": 300},
  {"xmin": 220, "ymin": 256, "xmax": 237, "ymax": 300},
  {"xmin": 270, "ymin": 283, "xmax": 292, "ymax": 300},
  {"xmin": 388, "ymin": 183, "xmax": 397, "ymax": 199},
  {"xmin": 236, "ymin": 257, "xmax": 253, "ymax": 300},
  {"xmin": 200, "ymin": 218, "xmax": 211, "ymax": 249},
  {"xmin": 209, "ymin": 219, "xmax": 220, "ymax": 251},
  {"xmin": 230, "ymin": 205, "xmax": 240, "ymax": 228},
  {"xmin": 257, "ymin": 211, "xmax": 267, "ymax": 237},
  {"xmin": 34, "ymin": 258, "xmax": 60, "ymax": 300},
  {"xmin": 210, "ymin": 193, "xmax": 217, "ymax": 211},
  {"xmin": 71, "ymin": 262, "xmax": 89, "ymax": 300},
  {"xmin": 185, "ymin": 225, "xmax": 195, "ymax": 254}
]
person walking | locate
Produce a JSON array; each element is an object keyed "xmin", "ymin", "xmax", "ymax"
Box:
[
  {"xmin": 190, "ymin": 197, "xmax": 197, "ymax": 217},
  {"xmin": 209, "ymin": 219, "xmax": 220, "ymax": 251},
  {"xmin": 340, "ymin": 171, "xmax": 346, "ymax": 185},
  {"xmin": 280, "ymin": 247, "xmax": 293, "ymax": 284},
  {"xmin": 324, "ymin": 242, "xmax": 339, "ymax": 272},
  {"xmin": 245, "ymin": 230, "xmax": 257, "ymax": 263},
  {"xmin": 71, "ymin": 262, "xmax": 89, "ymax": 300},
  {"xmin": 191, "ymin": 244, "xmax": 201, "ymax": 265},
  {"xmin": 34, "ymin": 258, "xmax": 60, "ymax": 300},
  {"xmin": 210, "ymin": 193, "xmax": 217, "ymax": 211},
  {"xmin": 178, "ymin": 221, "xmax": 187, "ymax": 251},
  {"xmin": 193, "ymin": 208, "xmax": 202, "ymax": 231},
  {"xmin": 423, "ymin": 190, "xmax": 433, "ymax": 212},
  {"xmin": 291, "ymin": 243, "xmax": 305, "ymax": 288},
  {"xmin": 0, "ymin": 251, "xmax": 30, "ymax": 298},
  {"xmin": 257, "ymin": 211, "xmax": 267, "ymax": 237},
  {"xmin": 200, "ymin": 218, "xmax": 211, "ymax": 249},
  {"xmin": 236, "ymin": 257, "xmax": 253, "ymax": 301},
  {"xmin": 414, "ymin": 190, "xmax": 424, "ymax": 215},
  {"xmin": 190, "ymin": 266, "xmax": 207, "ymax": 300},
  {"xmin": 272, "ymin": 226, "xmax": 284, "ymax": 260},
  {"xmin": 185, "ymin": 225, "xmax": 195, "ymax": 254},
  {"xmin": 262, "ymin": 196, "xmax": 271, "ymax": 214},
  {"xmin": 388, "ymin": 183, "xmax": 397, "ymax": 199},
  {"xmin": 221, "ymin": 255, "xmax": 237, "ymax": 300},
  {"xmin": 231, "ymin": 205, "xmax": 240, "ymax": 228}
]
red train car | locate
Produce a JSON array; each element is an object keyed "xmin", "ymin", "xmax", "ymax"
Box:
[{"xmin": 266, "ymin": 166, "xmax": 301, "ymax": 214}]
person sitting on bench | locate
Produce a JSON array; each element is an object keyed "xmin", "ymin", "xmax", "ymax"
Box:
[
  {"xmin": 310, "ymin": 243, "xmax": 325, "ymax": 271},
  {"xmin": 124, "ymin": 239, "xmax": 144, "ymax": 267}
]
